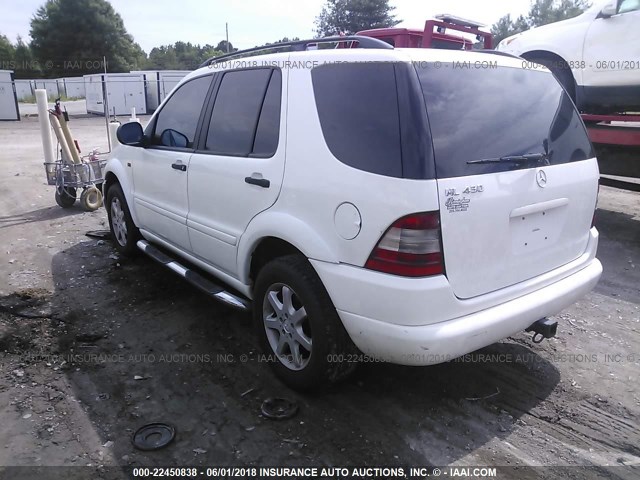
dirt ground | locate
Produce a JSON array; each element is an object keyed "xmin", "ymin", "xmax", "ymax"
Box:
[{"xmin": 0, "ymin": 116, "xmax": 638, "ymax": 479}]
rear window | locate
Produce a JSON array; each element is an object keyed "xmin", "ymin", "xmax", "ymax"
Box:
[{"xmin": 417, "ymin": 63, "xmax": 594, "ymax": 178}]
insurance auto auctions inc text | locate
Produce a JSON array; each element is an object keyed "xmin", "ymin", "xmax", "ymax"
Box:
[{"xmin": 253, "ymin": 466, "xmax": 497, "ymax": 478}]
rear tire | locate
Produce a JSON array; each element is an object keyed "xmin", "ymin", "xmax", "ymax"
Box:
[
  {"xmin": 106, "ymin": 183, "xmax": 140, "ymax": 256},
  {"xmin": 253, "ymin": 254, "xmax": 357, "ymax": 391},
  {"xmin": 55, "ymin": 187, "xmax": 76, "ymax": 208}
]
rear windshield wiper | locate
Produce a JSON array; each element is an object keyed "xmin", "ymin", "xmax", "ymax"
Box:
[{"xmin": 467, "ymin": 153, "xmax": 549, "ymax": 165}]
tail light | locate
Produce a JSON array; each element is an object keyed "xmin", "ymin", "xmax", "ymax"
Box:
[{"xmin": 365, "ymin": 212, "xmax": 444, "ymax": 277}]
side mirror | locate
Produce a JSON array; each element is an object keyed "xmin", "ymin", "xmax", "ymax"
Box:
[
  {"xmin": 117, "ymin": 122, "xmax": 145, "ymax": 146},
  {"xmin": 599, "ymin": 2, "xmax": 617, "ymax": 18}
]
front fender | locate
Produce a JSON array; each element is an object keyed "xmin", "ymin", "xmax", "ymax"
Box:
[
  {"xmin": 237, "ymin": 211, "xmax": 339, "ymax": 284},
  {"xmin": 501, "ymin": 24, "xmax": 588, "ymax": 86},
  {"xmin": 104, "ymin": 149, "xmax": 139, "ymax": 225}
]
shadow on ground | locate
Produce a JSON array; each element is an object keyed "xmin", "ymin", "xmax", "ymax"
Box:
[
  {"xmin": 593, "ymin": 207, "xmax": 639, "ymax": 304},
  {"xmin": 42, "ymin": 238, "xmax": 561, "ymax": 469},
  {"xmin": 0, "ymin": 206, "xmax": 85, "ymax": 230}
]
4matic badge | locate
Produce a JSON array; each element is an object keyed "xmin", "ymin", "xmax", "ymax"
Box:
[{"xmin": 444, "ymin": 185, "xmax": 483, "ymax": 213}]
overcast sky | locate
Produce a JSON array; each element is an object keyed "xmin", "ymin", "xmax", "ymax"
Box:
[{"xmin": 1, "ymin": 0, "xmax": 535, "ymax": 52}]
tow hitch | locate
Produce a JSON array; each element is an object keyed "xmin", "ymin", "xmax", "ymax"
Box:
[{"xmin": 526, "ymin": 318, "xmax": 558, "ymax": 343}]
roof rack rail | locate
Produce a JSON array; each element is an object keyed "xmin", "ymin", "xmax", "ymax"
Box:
[{"xmin": 198, "ymin": 35, "xmax": 393, "ymax": 68}]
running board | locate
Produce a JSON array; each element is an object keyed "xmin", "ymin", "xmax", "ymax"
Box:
[{"xmin": 136, "ymin": 240, "xmax": 250, "ymax": 311}]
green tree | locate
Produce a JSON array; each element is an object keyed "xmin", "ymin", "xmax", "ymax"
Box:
[
  {"xmin": 491, "ymin": 14, "xmax": 530, "ymax": 46},
  {"xmin": 147, "ymin": 42, "xmax": 223, "ymax": 70},
  {"xmin": 528, "ymin": 0, "xmax": 590, "ymax": 25},
  {"xmin": 315, "ymin": 0, "xmax": 400, "ymax": 36},
  {"xmin": 492, "ymin": 0, "xmax": 589, "ymax": 45},
  {"xmin": 13, "ymin": 36, "xmax": 40, "ymax": 79},
  {"xmin": 215, "ymin": 40, "xmax": 237, "ymax": 53},
  {"xmin": 29, "ymin": 0, "xmax": 147, "ymax": 78},
  {"xmin": 251, "ymin": 37, "xmax": 302, "ymax": 56},
  {"xmin": 0, "ymin": 34, "xmax": 15, "ymax": 67},
  {"xmin": 264, "ymin": 37, "xmax": 301, "ymax": 45},
  {"xmin": 148, "ymin": 46, "xmax": 179, "ymax": 70}
]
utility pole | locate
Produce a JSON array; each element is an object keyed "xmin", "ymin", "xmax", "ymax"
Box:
[
  {"xmin": 103, "ymin": 55, "xmax": 111, "ymax": 152},
  {"xmin": 226, "ymin": 23, "xmax": 230, "ymax": 52}
]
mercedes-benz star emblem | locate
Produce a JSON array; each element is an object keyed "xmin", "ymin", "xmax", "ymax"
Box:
[{"xmin": 536, "ymin": 170, "xmax": 548, "ymax": 188}]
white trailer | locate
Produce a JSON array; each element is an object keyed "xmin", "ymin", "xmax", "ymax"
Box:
[
  {"xmin": 131, "ymin": 70, "xmax": 160, "ymax": 112},
  {"xmin": 14, "ymin": 80, "xmax": 34, "ymax": 101},
  {"xmin": 131, "ymin": 70, "xmax": 189, "ymax": 112},
  {"xmin": 0, "ymin": 70, "xmax": 20, "ymax": 121},
  {"xmin": 84, "ymin": 73, "xmax": 147, "ymax": 116},
  {"xmin": 59, "ymin": 77, "xmax": 86, "ymax": 99},
  {"xmin": 34, "ymin": 79, "xmax": 60, "ymax": 99},
  {"xmin": 159, "ymin": 70, "xmax": 190, "ymax": 103}
]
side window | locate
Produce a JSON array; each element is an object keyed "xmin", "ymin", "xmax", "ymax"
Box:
[
  {"xmin": 151, "ymin": 75, "xmax": 212, "ymax": 148},
  {"xmin": 253, "ymin": 70, "xmax": 282, "ymax": 156},
  {"xmin": 618, "ymin": 0, "xmax": 640, "ymax": 13},
  {"xmin": 205, "ymin": 68, "xmax": 281, "ymax": 156},
  {"xmin": 311, "ymin": 63, "xmax": 402, "ymax": 177}
]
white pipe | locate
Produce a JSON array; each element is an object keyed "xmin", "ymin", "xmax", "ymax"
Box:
[
  {"xmin": 36, "ymin": 90, "xmax": 55, "ymax": 164},
  {"xmin": 108, "ymin": 122, "xmax": 121, "ymax": 147},
  {"xmin": 49, "ymin": 114, "xmax": 74, "ymax": 166},
  {"xmin": 130, "ymin": 107, "xmax": 139, "ymax": 124},
  {"xmin": 58, "ymin": 115, "xmax": 81, "ymax": 164}
]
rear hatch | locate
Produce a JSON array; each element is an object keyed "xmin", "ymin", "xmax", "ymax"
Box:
[{"xmin": 416, "ymin": 59, "xmax": 598, "ymax": 299}]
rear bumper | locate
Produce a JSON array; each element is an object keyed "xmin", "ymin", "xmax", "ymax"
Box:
[{"xmin": 311, "ymin": 228, "xmax": 602, "ymax": 366}]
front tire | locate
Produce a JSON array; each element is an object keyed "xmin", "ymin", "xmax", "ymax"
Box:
[
  {"xmin": 106, "ymin": 183, "xmax": 140, "ymax": 256},
  {"xmin": 253, "ymin": 255, "xmax": 357, "ymax": 391}
]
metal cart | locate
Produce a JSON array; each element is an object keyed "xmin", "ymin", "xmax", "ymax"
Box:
[{"xmin": 44, "ymin": 157, "xmax": 107, "ymax": 211}]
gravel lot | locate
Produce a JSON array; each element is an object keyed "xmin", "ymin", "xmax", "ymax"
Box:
[{"xmin": 0, "ymin": 115, "xmax": 638, "ymax": 479}]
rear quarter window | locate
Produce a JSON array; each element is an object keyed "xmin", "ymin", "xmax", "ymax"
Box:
[
  {"xmin": 416, "ymin": 63, "xmax": 595, "ymax": 178},
  {"xmin": 311, "ymin": 63, "xmax": 403, "ymax": 178}
]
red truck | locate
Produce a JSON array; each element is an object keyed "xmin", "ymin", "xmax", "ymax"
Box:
[{"xmin": 357, "ymin": 14, "xmax": 492, "ymax": 50}]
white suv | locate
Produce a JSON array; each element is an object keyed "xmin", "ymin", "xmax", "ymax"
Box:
[
  {"xmin": 497, "ymin": 0, "xmax": 640, "ymax": 113},
  {"xmin": 104, "ymin": 38, "xmax": 603, "ymax": 390}
]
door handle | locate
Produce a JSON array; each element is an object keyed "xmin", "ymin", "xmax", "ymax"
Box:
[
  {"xmin": 245, "ymin": 176, "xmax": 270, "ymax": 188},
  {"xmin": 172, "ymin": 162, "xmax": 187, "ymax": 172}
]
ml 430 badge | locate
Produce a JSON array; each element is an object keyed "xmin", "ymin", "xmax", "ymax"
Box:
[
  {"xmin": 445, "ymin": 185, "xmax": 484, "ymax": 196},
  {"xmin": 444, "ymin": 185, "xmax": 483, "ymax": 213}
]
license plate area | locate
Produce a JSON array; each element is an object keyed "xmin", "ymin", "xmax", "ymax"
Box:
[{"xmin": 510, "ymin": 200, "xmax": 568, "ymax": 255}]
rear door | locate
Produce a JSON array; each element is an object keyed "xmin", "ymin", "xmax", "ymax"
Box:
[
  {"xmin": 416, "ymin": 61, "xmax": 598, "ymax": 299},
  {"xmin": 187, "ymin": 67, "xmax": 285, "ymax": 275}
]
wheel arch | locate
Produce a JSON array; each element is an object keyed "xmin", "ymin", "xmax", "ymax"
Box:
[
  {"xmin": 103, "ymin": 171, "xmax": 118, "ymax": 198},
  {"xmin": 521, "ymin": 50, "xmax": 580, "ymax": 87},
  {"xmin": 248, "ymin": 237, "xmax": 304, "ymax": 285},
  {"xmin": 102, "ymin": 163, "xmax": 139, "ymax": 226},
  {"xmin": 239, "ymin": 213, "xmax": 339, "ymax": 287}
]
